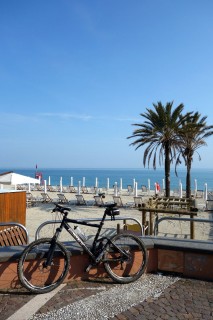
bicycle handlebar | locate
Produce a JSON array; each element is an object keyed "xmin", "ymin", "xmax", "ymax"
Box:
[
  {"xmin": 52, "ymin": 203, "xmax": 71, "ymax": 213},
  {"xmin": 52, "ymin": 202, "xmax": 117, "ymax": 214}
]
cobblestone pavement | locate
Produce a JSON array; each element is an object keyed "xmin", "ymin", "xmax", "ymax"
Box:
[
  {"xmin": 112, "ymin": 279, "xmax": 213, "ymax": 320},
  {"xmin": 0, "ymin": 276, "xmax": 212, "ymax": 320}
]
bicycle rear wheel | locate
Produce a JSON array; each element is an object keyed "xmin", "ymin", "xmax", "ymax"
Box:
[
  {"xmin": 104, "ymin": 233, "xmax": 147, "ymax": 284},
  {"xmin": 18, "ymin": 238, "xmax": 70, "ymax": 294}
]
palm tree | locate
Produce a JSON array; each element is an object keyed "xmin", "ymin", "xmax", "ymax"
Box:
[
  {"xmin": 175, "ymin": 112, "xmax": 213, "ymax": 198},
  {"xmin": 127, "ymin": 101, "xmax": 190, "ymax": 197}
]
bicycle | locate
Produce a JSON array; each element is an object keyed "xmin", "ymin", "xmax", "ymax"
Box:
[{"xmin": 18, "ymin": 203, "xmax": 147, "ymax": 294}]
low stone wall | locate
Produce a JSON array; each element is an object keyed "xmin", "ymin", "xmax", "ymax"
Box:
[
  {"xmin": 144, "ymin": 237, "xmax": 213, "ymax": 281},
  {"xmin": 0, "ymin": 237, "xmax": 212, "ymax": 291}
]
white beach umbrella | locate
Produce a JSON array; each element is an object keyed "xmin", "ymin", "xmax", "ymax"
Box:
[
  {"xmin": 155, "ymin": 182, "xmax": 160, "ymax": 195},
  {"xmin": 71, "ymin": 177, "xmax": 73, "ymax": 186},
  {"xmin": 44, "ymin": 180, "xmax": 47, "ymax": 193},
  {"xmin": 179, "ymin": 182, "xmax": 183, "ymax": 198},
  {"xmin": 133, "ymin": 179, "xmax": 135, "ymax": 189},
  {"xmin": 162, "ymin": 178, "xmax": 165, "ymax": 190},
  {"xmin": 204, "ymin": 183, "xmax": 208, "ymax": 201},
  {"xmin": 114, "ymin": 182, "xmax": 118, "ymax": 196},
  {"xmin": 194, "ymin": 179, "xmax": 197, "ymax": 196},
  {"xmin": 134, "ymin": 182, "xmax": 138, "ymax": 196},
  {"xmin": 107, "ymin": 178, "xmax": 109, "ymax": 191},
  {"xmin": 83, "ymin": 177, "xmax": 85, "ymax": 187},
  {"xmin": 48, "ymin": 176, "xmax": 51, "ymax": 186},
  {"xmin": 95, "ymin": 177, "xmax": 98, "ymax": 188},
  {"xmin": 148, "ymin": 179, "xmax": 150, "ymax": 192},
  {"xmin": 60, "ymin": 177, "xmax": 63, "ymax": 193},
  {"xmin": 120, "ymin": 178, "xmax": 123, "ymax": 192},
  {"xmin": 78, "ymin": 181, "xmax": 81, "ymax": 195}
]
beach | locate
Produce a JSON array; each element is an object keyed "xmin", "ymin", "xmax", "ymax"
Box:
[{"xmin": 26, "ymin": 189, "xmax": 213, "ymax": 243}]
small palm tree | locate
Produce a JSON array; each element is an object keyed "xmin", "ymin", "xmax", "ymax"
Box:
[
  {"xmin": 176, "ymin": 112, "xmax": 213, "ymax": 198},
  {"xmin": 127, "ymin": 101, "xmax": 190, "ymax": 197}
]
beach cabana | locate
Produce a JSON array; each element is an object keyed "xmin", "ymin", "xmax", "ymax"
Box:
[{"xmin": 0, "ymin": 171, "xmax": 40, "ymax": 189}]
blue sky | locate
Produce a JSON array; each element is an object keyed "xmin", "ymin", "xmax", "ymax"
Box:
[{"xmin": 0, "ymin": 0, "xmax": 213, "ymax": 169}]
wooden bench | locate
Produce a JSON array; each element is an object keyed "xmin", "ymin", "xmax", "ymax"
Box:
[{"xmin": 0, "ymin": 225, "xmax": 28, "ymax": 246}]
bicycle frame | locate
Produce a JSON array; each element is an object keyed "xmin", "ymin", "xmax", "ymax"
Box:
[{"xmin": 49, "ymin": 207, "xmax": 129, "ymax": 266}]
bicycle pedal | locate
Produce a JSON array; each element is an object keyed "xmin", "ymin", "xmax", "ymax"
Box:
[{"xmin": 85, "ymin": 264, "xmax": 93, "ymax": 272}]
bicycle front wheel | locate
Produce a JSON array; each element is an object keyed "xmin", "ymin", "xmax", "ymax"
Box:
[
  {"xmin": 18, "ymin": 238, "xmax": 70, "ymax": 294},
  {"xmin": 104, "ymin": 233, "xmax": 147, "ymax": 284}
]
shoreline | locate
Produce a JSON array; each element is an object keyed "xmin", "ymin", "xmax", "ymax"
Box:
[{"xmin": 1, "ymin": 167, "xmax": 213, "ymax": 191}]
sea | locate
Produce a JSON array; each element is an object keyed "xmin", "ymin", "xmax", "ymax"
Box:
[{"xmin": 1, "ymin": 167, "xmax": 213, "ymax": 191}]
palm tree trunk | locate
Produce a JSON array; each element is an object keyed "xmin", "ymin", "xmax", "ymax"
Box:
[
  {"xmin": 186, "ymin": 161, "xmax": 192, "ymax": 198},
  {"xmin": 165, "ymin": 144, "xmax": 170, "ymax": 197}
]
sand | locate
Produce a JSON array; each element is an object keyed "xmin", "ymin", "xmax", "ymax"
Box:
[{"xmin": 26, "ymin": 189, "xmax": 213, "ymax": 243}]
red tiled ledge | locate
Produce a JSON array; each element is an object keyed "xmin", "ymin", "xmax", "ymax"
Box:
[{"xmin": 0, "ymin": 237, "xmax": 212, "ymax": 291}]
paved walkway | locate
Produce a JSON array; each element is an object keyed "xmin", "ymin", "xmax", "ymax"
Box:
[{"xmin": 0, "ymin": 275, "xmax": 212, "ymax": 320}]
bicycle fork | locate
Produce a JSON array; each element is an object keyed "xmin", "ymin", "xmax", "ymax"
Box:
[{"xmin": 43, "ymin": 231, "xmax": 61, "ymax": 268}]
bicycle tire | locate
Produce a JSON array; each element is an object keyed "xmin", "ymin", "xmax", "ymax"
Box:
[
  {"xmin": 104, "ymin": 233, "xmax": 147, "ymax": 284},
  {"xmin": 18, "ymin": 238, "xmax": 70, "ymax": 294}
]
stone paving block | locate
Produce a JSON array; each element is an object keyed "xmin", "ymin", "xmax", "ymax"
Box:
[
  {"xmin": 128, "ymin": 306, "xmax": 140, "ymax": 316},
  {"xmin": 114, "ymin": 314, "xmax": 128, "ymax": 320}
]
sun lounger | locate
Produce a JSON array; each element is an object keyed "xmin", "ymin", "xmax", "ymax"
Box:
[
  {"xmin": 75, "ymin": 195, "xmax": 87, "ymax": 205},
  {"xmin": 127, "ymin": 185, "xmax": 133, "ymax": 195},
  {"xmin": 57, "ymin": 193, "xmax": 69, "ymax": 203},
  {"xmin": 47, "ymin": 185, "xmax": 56, "ymax": 192},
  {"xmin": 141, "ymin": 185, "xmax": 148, "ymax": 195},
  {"xmin": 41, "ymin": 193, "xmax": 54, "ymax": 203},
  {"xmin": 26, "ymin": 192, "xmax": 38, "ymax": 207},
  {"xmin": 68, "ymin": 186, "xmax": 76, "ymax": 193},
  {"xmin": 35, "ymin": 185, "xmax": 44, "ymax": 191},
  {"xmin": 113, "ymin": 196, "xmax": 124, "ymax": 207},
  {"xmin": 75, "ymin": 195, "xmax": 95, "ymax": 206},
  {"xmin": 81, "ymin": 186, "xmax": 89, "ymax": 193},
  {"xmin": 17, "ymin": 184, "xmax": 25, "ymax": 190},
  {"xmin": 62, "ymin": 186, "xmax": 69, "ymax": 193},
  {"xmin": 113, "ymin": 196, "xmax": 134, "ymax": 208},
  {"xmin": 94, "ymin": 195, "xmax": 105, "ymax": 207},
  {"xmin": 133, "ymin": 196, "xmax": 143, "ymax": 207},
  {"xmin": 90, "ymin": 187, "xmax": 98, "ymax": 194}
]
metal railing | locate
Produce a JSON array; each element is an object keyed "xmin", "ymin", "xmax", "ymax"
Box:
[
  {"xmin": 35, "ymin": 216, "xmax": 144, "ymax": 240},
  {"xmin": 154, "ymin": 216, "xmax": 213, "ymax": 240}
]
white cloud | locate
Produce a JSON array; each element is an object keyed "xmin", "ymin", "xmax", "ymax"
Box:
[
  {"xmin": 0, "ymin": 112, "xmax": 140, "ymax": 124},
  {"xmin": 38, "ymin": 112, "xmax": 93, "ymax": 121}
]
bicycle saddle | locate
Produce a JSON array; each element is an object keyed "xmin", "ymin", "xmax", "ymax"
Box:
[{"xmin": 105, "ymin": 204, "xmax": 120, "ymax": 220}]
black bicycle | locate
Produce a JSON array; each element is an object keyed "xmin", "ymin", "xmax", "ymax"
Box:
[{"xmin": 18, "ymin": 203, "xmax": 147, "ymax": 294}]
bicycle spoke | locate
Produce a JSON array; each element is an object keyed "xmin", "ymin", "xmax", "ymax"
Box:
[
  {"xmin": 104, "ymin": 234, "xmax": 147, "ymax": 283},
  {"xmin": 18, "ymin": 238, "xmax": 69, "ymax": 293}
]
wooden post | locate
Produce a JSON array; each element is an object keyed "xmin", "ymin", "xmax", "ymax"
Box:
[
  {"xmin": 117, "ymin": 223, "xmax": 120, "ymax": 234},
  {"xmin": 150, "ymin": 211, "xmax": 154, "ymax": 235},
  {"xmin": 123, "ymin": 219, "xmax": 127, "ymax": 231},
  {"xmin": 141, "ymin": 203, "xmax": 146, "ymax": 226},
  {"xmin": 190, "ymin": 209, "xmax": 195, "ymax": 240}
]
